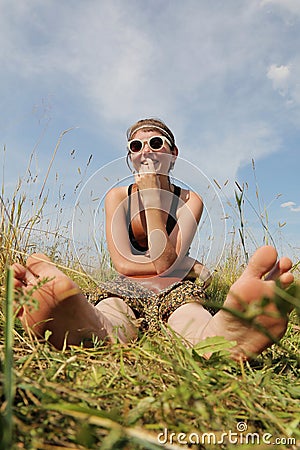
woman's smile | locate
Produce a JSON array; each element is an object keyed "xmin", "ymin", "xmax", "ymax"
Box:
[{"xmin": 141, "ymin": 158, "xmax": 159, "ymax": 166}]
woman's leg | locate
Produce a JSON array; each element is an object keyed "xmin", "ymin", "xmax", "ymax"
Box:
[
  {"xmin": 13, "ymin": 253, "xmax": 137, "ymax": 349},
  {"xmin": 167, "ymin": 303, "xmax": 212, "ymax": 345},
  {"xmin": 95, "ymin": 298, "xmax": 138, "ymax": 343}
]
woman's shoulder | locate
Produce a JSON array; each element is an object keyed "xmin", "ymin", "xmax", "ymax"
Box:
[
  {"xmin": 177, "ymin": 187, "xmax": 203, "ymax": 220},
  {"xmin": 105, "ymin": 185, "xmax": 129, "ymax": 204},
  {"xmin": 178, "ymin": 186, "xmax": 203, "ymax": 204}
]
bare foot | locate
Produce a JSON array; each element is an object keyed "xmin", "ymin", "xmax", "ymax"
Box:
[
  {"xmin": 201, "ymin": 246, "xmax": 294, "ymax": 360},
  {"xmin": 13, "ymin": 254, "xmax": 111, "ymax": 349}
]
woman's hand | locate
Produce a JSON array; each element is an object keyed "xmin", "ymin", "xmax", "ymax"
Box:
[
  {"xmin": 186, "ymin": 261, "xmax": 212, "ymax": 287},
  {"xmin": 135, "ymin": 159, "xmax": 160, "ymax": 207}
]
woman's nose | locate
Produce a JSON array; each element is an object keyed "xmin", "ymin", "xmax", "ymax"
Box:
[{"xmin": 142, "ymin": 142, "xmax": 152, "ymax": 154}]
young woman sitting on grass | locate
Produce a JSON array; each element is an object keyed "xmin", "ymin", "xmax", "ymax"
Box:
[{"xmin": 12, "ymin": 118, "xmax": 295, "ymax": 360}]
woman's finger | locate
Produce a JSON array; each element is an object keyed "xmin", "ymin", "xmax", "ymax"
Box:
[{"xmin": 146, "ymin": 158, "xmax": 155, "ymax": 172}]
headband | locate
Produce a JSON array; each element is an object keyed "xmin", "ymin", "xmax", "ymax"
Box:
[{"xmin": 127, "ymin": 124, "xmax": 174, "ymax": 145}]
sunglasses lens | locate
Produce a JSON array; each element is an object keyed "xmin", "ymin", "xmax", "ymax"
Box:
[
  {"xmin": 149, "ymin": 136, "xmax": 164, "ymax": 150},
  {"xmin": 129, "ymin": 140, "xmax": 143, "ymax": 153}
]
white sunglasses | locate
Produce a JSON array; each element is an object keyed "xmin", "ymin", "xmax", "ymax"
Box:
[{"xmin": 127, "ymin": 135, "xmax": 172, "ymax": 153}]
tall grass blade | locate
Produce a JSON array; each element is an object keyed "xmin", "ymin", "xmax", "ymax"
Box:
[
  {"xmin": 234, "ymin": 184, "xmax": 249, "ymax": 262},
  {"xmin": 39, "ymin": 128, "xmax": 74, "ymax": 200},
  {"xmin": 1, "ymin": 267, "xmax": 15, "ymax": 450}
]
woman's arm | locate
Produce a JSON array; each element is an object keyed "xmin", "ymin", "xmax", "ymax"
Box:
[
  {"xmin": 105, "ymin": 187, "xmax": 158, "ymax": 276},
  {"xmin": 105, "ymin": 179, "xmax": 204, "ymax": 278},
  {"xmin": 135, "ymin": 162, "xmax": 178, "ymax": 274},
  {"xmin": 158, "ymin": 189, "xmax": 204, "ymax": 276}
]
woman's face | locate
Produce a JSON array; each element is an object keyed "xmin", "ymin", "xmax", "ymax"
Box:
[{"xmin": 129, "ymin": 130, "xmax": 176, "ymax": 175}]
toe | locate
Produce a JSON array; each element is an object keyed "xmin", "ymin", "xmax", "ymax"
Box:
[
  {"xmin": 12, "ymin": 263, "xmax": 35, "ymax": 288},
  {"xmin": 278, "ymin": 256, "xmax": 292, "ymax": 273},
  {"xmin": 12, "ymin": 263, "xmax": 27, "ymax": 280},
  {"xmin": 243, "ymin": 246, "xmax": 278, "ymax": 279},
  {"xmin": 26, "ymin": 253, "xmax": 57, "ymax": 277},
  {"xmin": 278, "ymin": 271, "xmax": 294, "ymax": 289},
  {"xmin": 265, "ymin": 257, "xmax": 293, "ymax": 281},
  {"xmin": 27, "ymin": 253, "xmax": 52, "ymax": 266}
]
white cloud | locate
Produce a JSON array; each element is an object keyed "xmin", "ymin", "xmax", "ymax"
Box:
[
  {"xmin": 281, "ymin": 201, "xmax": 300, "ymax": 212},
  {"xmin": 281, "ymin": 202, "xmax": 296, "ymax": 208},
  {"xmin": 261, "ymin": 0, "xmax": 300, "ymax": 15},
  {"xmin": 185, "ymin": 122, "xmax": 280, "ymax": 186},
  {"xmin": 265, "ymin": 59, "xmax": 300, "ymax": 115},
  {"xmin": 267, "ymin": 64, "xmax": 290, "ymax": 93}
]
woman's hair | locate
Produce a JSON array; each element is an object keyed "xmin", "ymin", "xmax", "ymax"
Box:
[{"xmin": 126, "ymin": 118, "xmax": 176, "ymax": 149}]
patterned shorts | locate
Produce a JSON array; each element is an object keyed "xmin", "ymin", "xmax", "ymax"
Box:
[{"xmin": 87, "ymin": 276, "xmax": 212, "ymax": 332}]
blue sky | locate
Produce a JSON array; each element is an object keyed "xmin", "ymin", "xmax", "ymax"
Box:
[{"xmin": 1, "ymin": 0, "xmax": 299, "ymax": 270}]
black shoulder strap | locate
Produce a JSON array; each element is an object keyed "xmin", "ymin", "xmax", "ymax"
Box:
[
  {"xmin": 166, "ymin": 185, "xmax": 181, "ymax": 234},
  {"xmin": 127, "ymin": 183, "xmax": 133, "ymax": 216},
  {"xmin": 127, "ymin": 183, "xmax": 134, "ymax": 240},
  {"xmin": 127, "ymin": 184, "xmax": 148, "ymax": 252}
]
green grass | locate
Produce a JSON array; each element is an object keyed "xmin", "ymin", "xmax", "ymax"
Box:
[
  {"xmin": 1, "ymin": 309, "xmax": 299, "ymax": 449},
  {"xmin": 0, "ymin": 153, "xmax": 300, "ymax": 449}
]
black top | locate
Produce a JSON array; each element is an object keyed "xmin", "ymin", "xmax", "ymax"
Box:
[{"xmin": 127, "ymin": 184, "xmax": 181, "ymax": 253}]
